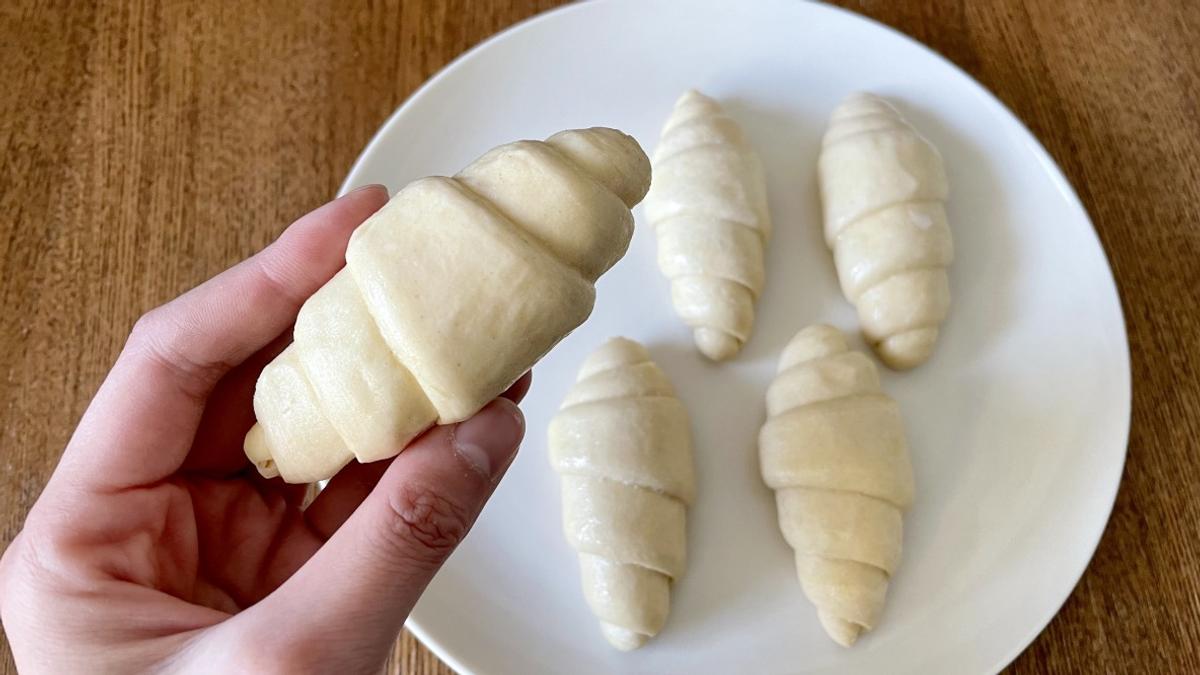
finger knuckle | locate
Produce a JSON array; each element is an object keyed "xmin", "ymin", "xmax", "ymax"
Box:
[
  {"xmin": 378, "ymin": 482, "xmax": 474, "ymax": 569},
  {"xmin": 127, "ymin": 305, "xmax": 180, "ymax": 364},
  {"xmin": 125, "ymin": 304, "xmax": 229, "ymax": 398},
  {"xmin": 0, "ymin": 530, "xmax": 67, "ymax": 624},
  {"xmin": 0, "ymin": 535, "xmax": 18, "ymax": 612},
  {"xmin": 128, "ymin": 305, "xmax": 168, "ymax": 347}
]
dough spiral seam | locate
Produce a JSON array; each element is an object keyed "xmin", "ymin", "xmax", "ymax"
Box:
[
  {"xmin": 646, "ymin": 90, "xmax": 771, "ymax": 361},
  {"xmin": 264, "ymin": 148, "xmax": 613, "ymax": 474},
  {"xmin": 759, "ymin": 325, "xmax": 914, "ymax": 646},
  {"xmin": 550, "ymin": 337, "xmax": 695, "ymax": 650},
  {"xmin": 248, "ymin": 128, "xmax": 650, "ymax": 483},
  {"xmin": 819, "ymin": 92, "xmax": 954, "ymax": 369}
]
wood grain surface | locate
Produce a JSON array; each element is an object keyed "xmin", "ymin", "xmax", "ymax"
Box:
[{"xmin": 1, "ymin": 1, "xmax": 1197, "ymax": 673}]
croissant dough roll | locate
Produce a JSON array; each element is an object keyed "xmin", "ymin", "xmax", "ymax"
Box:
[
  {"xmin": 759, "ymin": 325, "xmax": 914, "ymax": 646},
  {"xmin": 246, "ymin": 128, "xmax": 651, "ymax": 483},
  {"xmin": 645, "ymin": 90, "xmax": 771, "ymax": 361},
  {"xmin": 549, "ymin": 338, "xmax": 695, "ymax": 650},
  {"xmin": 818, "ymin": 92, "xmax": 954, "ymax": 370}
]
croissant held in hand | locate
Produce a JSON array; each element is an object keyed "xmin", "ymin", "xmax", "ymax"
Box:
[
  {"xmin": 245, "ymin": 128, "xmax": 651, "ymax": 483},
  {"xmin": 549, "ymin": 338, "xmax": 695, "ymax": 650},
  {"xmin": 759, "ymin": 325, "xmax": 914, "ymax": 646},
  {"xmin": 645, "ymin": 90, "xmax": 771, "ymax": 361},
  {"xmin": 818, "ymin": 92, "xmax": 954, "ymax": 370}
]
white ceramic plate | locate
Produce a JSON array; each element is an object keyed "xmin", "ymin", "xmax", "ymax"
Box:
[{"xmin": 340, "ymin": 1, "xmax": 1131, "ymax": 673}]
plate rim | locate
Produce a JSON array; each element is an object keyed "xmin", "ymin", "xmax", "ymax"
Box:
[{"xmin": 337, "ymin": 1, "xmax": 1133, "ymax": 672}]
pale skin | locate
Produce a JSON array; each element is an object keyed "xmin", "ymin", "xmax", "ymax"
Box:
[{"xmin": 0, "ymin": 185, "xmax": 529, "ymax": 674}]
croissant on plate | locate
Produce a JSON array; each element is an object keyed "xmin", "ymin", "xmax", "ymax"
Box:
[
  {"xmin": 549, "ymin": 337, "xmax": 695, "ymax": 650},
  {"xmin": 245, "ymin": 128, "xmax": 651, "ymax": 483},
  {"xmin": 645, "ymin": 90, "xmax": 771, "ymax": 361},
  {"xmin": 818, "ymin": 92, "xmax": 954, "ymax": 370},
  {"xmin": 759, "ymin": 324, "xmax": 915, "ymax": 646}
]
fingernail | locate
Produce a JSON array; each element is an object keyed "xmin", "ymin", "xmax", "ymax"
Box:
[
  {"xmin": 452, "ymin": 399, "xmax": 524, "ymax": 480},
  {"xmin": 345, "ymin": 183, "xmax": 387, "ymax": 196}
]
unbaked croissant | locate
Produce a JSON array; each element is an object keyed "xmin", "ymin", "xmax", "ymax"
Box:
[
  {"xmin": 759, "ymin": 324, "xmax": 914, "ymax": 646},
  {"xmin": 549, "ymin": 337, "xmax": 695, "ymax": 650},
  {"xmin": 818, "ymin": 92, "xmax": 954, "ymax": 370},
  {"xmin": 645, "ymin": 90, "xmax": 771, "ymax": 361},
  {"xmin": 245, "ymin": 128, "xmax": 651, "ymax": 483}
]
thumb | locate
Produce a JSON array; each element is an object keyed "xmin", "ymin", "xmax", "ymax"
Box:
[{"xmin": 233, "ymin": 398, "xmax": 524, "ymax": 671}]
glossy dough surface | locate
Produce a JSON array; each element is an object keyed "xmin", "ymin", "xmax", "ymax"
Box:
[
  {"xmin": 246, "ymin": 128, "xmax": 651, "ymax": 483},
  {"xmin": 645, "ymin": 90, "xmax": 771, "ymax": 361},
  {"xmin": 549, "ymin": 338, "xmax": 695, "ymax": 650},
  {"xmin": 818, "ymin": 92, "xmax": 954, "ymax": 369},
  {"xmin": 759, "ymin": 325, "xmax": 915, "ymax": 646}
]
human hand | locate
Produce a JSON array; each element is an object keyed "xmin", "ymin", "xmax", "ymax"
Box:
[{"xmin": 0, "ymin": 186, "xmax": 528, "ymax": 674}]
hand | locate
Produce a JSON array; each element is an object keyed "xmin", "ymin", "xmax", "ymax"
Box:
[{"xmin": 0, "ymin": 186, "xmax": 528, "ymax": 674}]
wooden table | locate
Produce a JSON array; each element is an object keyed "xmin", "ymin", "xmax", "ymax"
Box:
[{"xmin": 2, "ymin": 1, "xmax": 1198, "ymax": 672}]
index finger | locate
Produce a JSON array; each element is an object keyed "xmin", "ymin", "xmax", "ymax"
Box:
[{"xmin": 58, "ymin": 186, "xmax": 390, "ymax": 490}]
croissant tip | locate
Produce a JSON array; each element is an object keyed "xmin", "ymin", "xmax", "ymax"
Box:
[
  {"xmin": 818, "ymin": 612, "xmax": 865, "ymax": 647},
  {"xmin": 831, "ymin": 91, "xmax": 900, "ymax": 123},
  {"xmin": 244, "ymin": 424, "xmax": 281, "ymax": 478},
  {"xmin": 255, "ymin": 460, "xmax": 279, "ymax": 479},
  {"xmin": 878, "ymin": 353, "xmax": 924, "ymax": 371},
  {"xmin": 833, "ymin": 629, "xmax": 861, "ymax": 648},
  {"xmin": 602, "ymin": 335, "xmax": 643, "ymax": 350},
  {"xmin": 694, "ymin": 327, "xmax": 741, "ymax": 361},
  {"xmin": 793, "ymin": 323, "xmax": 843, "ymax": 343},
  {"xmin": 600, "ymin": 623, "xmax": 650, "ymax": 651},
  {"xmin": 594, "ymin": 336, "xmax": 650, "ymax": 363},
  {"xmin": 844, "ymin": 90, "xmax": 881, "ymax": 103},
  {"xmin": 776, "ymin": 324, "xmax": 848, "ymax": 370},
  {"xmin": 874, "ymin": 327, "xmax": 938, "ymax": 370}
]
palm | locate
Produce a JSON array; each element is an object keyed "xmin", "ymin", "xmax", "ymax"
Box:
[
  {"xmin": 72, "ymin": 334, "xmax": 330, "ymax": 622},
  {"xmin": 76, "ymin": 459, "xmax": 323, "ymax": 619},
  {"xmin": 127, "ymin": 333, "xmax": 327, "ymax": 612},
  {"xmin": 171, "ymin": 476, "xmax": 319, "ymax": 612}
]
